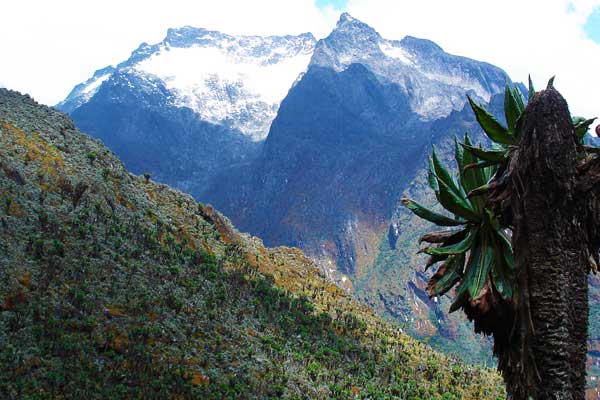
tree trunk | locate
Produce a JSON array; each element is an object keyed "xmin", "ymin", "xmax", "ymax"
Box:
[{"xmin": 501, "ymin": 88, "xmax": 589, "ymax": 399}]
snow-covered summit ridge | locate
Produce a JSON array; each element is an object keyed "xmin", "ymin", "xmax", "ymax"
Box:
[
  {"xmin": 59, "ymin": 27, "xmax": 316, "ymax": 140},
  {"xmin": 59, "ymin": 14, "xmax": 511, "ymax": 135},
  {"xmin": 311, "ymin": 13, "xmax": 508, "ymax": 120}
]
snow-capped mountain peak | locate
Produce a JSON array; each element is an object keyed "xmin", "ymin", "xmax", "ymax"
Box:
[
  {"xmin": 311, "ymin": 14, "xmax": 507, "ymax": 120},
  {"xmin": 59, "ymin": 15, "xmax": 508, "ymax": 137},
  {"xmin": 59, "ymin": 28, "xmax": 316, "ymax": 141},
  {"xmin": 335, "ymin": 12, "xmax": 378, "ymax": 35}
]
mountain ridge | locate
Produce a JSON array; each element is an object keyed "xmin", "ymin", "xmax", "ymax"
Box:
[{"xmin": 59, "ymin": 13, "xmax": 513, "ymax": 363}]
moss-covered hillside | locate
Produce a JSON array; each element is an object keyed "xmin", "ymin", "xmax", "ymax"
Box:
[{"xmin": 0, "ymin": 89, "xmax": 503, "ymax": 399}]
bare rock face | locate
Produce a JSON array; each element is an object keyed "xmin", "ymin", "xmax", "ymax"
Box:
[
  {"xmin": 204, "ymin": 14, "xmax": 513, "ymax": 363},
  {"xmin": 207, "ymin": 13, "xmax": 510, "ymax": 278}
]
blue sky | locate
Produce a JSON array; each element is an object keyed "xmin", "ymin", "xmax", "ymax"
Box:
[
  {"xmin": 584, "ymin": 7, "xmax": 600, "ymax": 43},
  {"xmin": 316, "ymin": 0, "xmax": 348, "ymax": 10}
]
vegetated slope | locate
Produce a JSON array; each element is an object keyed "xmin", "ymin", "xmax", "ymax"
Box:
[{"xmin": 0, "ymin": 89, "xmax": 503, "ymax": 399}]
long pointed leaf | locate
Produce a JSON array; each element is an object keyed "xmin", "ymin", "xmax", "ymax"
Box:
[
  {"xmin": 449, "ymin": 279, "xmax": 469, "ymax": 313},
  {"xmin": 429, "ymin": 149, "xmax": 479, "ymax": 220},
  {"xmin": 464, "ymin": 160, "xmax": 499, "ymax": 172},
  {"xmin": 428, "ymin": 253, "xmax": 465, "ymax": 297},
  {"xmin": 460, "ymin": 142, "xmax": 506, "ymax": 162},
  {"xmin": 495, "ymin": 228, "xmax": 514, "ymax": 271},
  {"xmin": 466, "ymin": 173, "xmax": 505, "ymax": 198},
  {"xmin": 528, "ymin": 75, "xmax": 535, "ymax": 101},
  {"xmin": 432, "ymin": 146, "xmax": 461, "ymax": 195},
  {"xmin": 453, "ymin": 138, "xmax": 476, "ymax": 211},
  {"xmin": 428, "ymin": 157, "xmax": 439, "ymax": 194},
  {"xmin": 504, "ymin": 84, "xmax": 521, "ymax": 132},
  {"xmin": 425, "ymin": 254, "xmax": 449, "ymax": 272},
  {"xmin": 420, "ymin": 229, "xmax": 463, "ymax": 244},
  {"xmin": 490, "ymin": 231, "xmax": 514, "ymax": 300},
  {"xmin": 495, "ymin": 228, "xmax": 512, "ymax": 251},
  {"xmin": 511, "ymin": 87, "xmax": 525, "ymax": 114},
  {"xmin": 434, "ymin": 173, "xmax": 480, "ymax": 221},
  {"xmin": 423, "ymin": 228, "xmax": 476, "ymax": 256},
  {"xmin": 401, "ymin": 198, "xmax": 463, "ymax": 226},
  {"xmin": 455, "ymin": 137, "xmax": 466, "ymax": 181},
  {"xmin": 491, "ymin": 258, "xmax": 512, "ymax": 300},
  {"xmin": 465, "ymin": 231, "xmax": 493, "ymax": 299},
  {"xmin": 514, "ymin": 112, "xmax": 526, "ymax": 141},
  {"xmin": 574, "ymin": 117, "xmax": 597, "ymax": 140},
  {"xmin": 468, "ymin": 96, "xmax": 516, "ymax": 145},
  {"xmin": 461, "ymin": 134, "xmax": 488, "ymax": 211}
]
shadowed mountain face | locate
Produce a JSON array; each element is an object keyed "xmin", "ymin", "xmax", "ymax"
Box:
[
  {"xmin": 206, "ymin": 64, "xmax": 428, "ymax": 278},
  {"xmin": 70, "ymin": 70, "xmax": 261, "ymax": 196}
]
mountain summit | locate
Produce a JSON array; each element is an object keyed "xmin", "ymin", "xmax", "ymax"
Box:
[
  {"xmin": 312, "ymin": 14, "xmax": 506, "ymax": 120},
  {"xmin": 334, "ymin": 12, "xmax": 381, "ymax": 39},
  {"xmin": 56, "ymin": 27, "xmax": 318, "ymax": 197}
]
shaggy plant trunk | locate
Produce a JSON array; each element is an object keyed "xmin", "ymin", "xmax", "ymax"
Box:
[{"xmin": 502, "ymin": 88, "xmax": 588, "ymax": 399}]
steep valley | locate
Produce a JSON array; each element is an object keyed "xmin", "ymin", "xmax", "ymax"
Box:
[{"xmin": 59, "ymin": 14, "xmax": 512, "ymax": 363}]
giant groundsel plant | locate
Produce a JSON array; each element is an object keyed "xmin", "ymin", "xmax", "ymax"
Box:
[{"xmin": 402, "ymin": 77, "xmax": 597, "ymax": 314}]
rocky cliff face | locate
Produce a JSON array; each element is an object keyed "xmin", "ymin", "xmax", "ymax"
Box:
[
  {"xmin": 208, "ymin": 13, "xmax": 509, "ymax": 277},
  {"xmin": 204, "ymin": 14, "xmax": 513, "ymax": 361}
]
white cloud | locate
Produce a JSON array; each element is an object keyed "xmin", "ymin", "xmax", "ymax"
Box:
[
  {"xmin": 1, "ymin": 0, "xmax": 599, "ymax": 132},
  {"xmin": 346, "ymin": 0, "xmax": 600, "ymax": 126}
]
